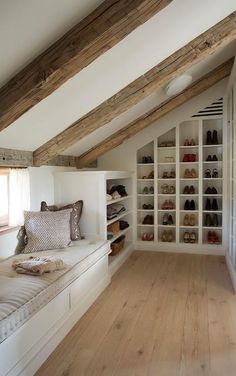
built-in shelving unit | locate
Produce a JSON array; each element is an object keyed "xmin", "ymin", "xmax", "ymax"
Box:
[{"xmin": 135, "ymin": 116, "xmax": 226, "ymax": 253}]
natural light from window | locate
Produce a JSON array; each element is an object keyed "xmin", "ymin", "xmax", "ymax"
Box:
[{"xmin": 0, "ymin": 173, "xmax": 9, "ymax": 226}]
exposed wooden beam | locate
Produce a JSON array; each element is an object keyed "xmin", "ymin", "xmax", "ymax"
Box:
[
  {"xmin": 0, "ymin": 0, "xmax": 172, "ymax": 132},
  {"xmin": 0, "ymin": 148, "xmax": 79, "ymax": 168},
  {"xmin": 77, "ymin": 58, "xmax": 233, "ymax": 167},
  {"xmin": 33, "ymin": 11, "xmax": 236, "ymax": 166}
]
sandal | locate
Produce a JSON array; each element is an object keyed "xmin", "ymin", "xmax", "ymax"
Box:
[
  {"xmin": 148, "ymin": 171, "xmax": 154, "ymax": 179},
  {"xmin": 190, "ymin": 169, "xmax": 197, "ymax": 178},
  {"xmin": 168, "ymin": 185, "xmax": 175, "ymax": 194},
  {"xmin": 205, "ymin": 169, "xmax": 211, "ymax": 178},
  {"xmin": 184, "ymin": 214, "xmax": 189, "ymax": 226},
  {"xmin": 212, "ymin": 169, "xmax": 218, "ymax": 178},
  {"xmin": 184, "ymin": 168, "xmax": 191, "ymax": 178},
  {"xmin": 189, "ymin": 232, "xmax": 196, "ymax": 243},
  {"xmin": 184, "ymin": 232, "xmax": 190, "ymax": 243},
  {"xmin": 161, "ymin": 184, "xmax": 169, "ymax": 194}
]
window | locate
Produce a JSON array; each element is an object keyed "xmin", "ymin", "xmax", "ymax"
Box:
[{"xmin": 0, "ymin": 169, "xmax": 9, "ymax": 227}]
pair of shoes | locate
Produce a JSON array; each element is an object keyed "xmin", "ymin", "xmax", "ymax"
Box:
[
  {"xmin": 206, "ymin": 130, "xmax": 219, "ymax": 145},
  {"xmin": 164, "ymin": 156, "xmax": 175, "ymax": 163},
  {"xmin": 183, "ymin": 214, "xmax": 196, "ymax": 226},
  {"xmin": 142, "ymin": 156, "xmax": 153, "ymax": 163},
  {"xmin": 143, "ymin": 186, "xmax": 154, "ymax": 194},
  {"xmin": 162, "ymin": 200, "xmax": 175, "ymax": 210},
  {"xmin": 142, "ymin": 215, "xmax": 154, "ymax": 225},
  {"xmin": 159, "ymin": 141, "xmax": 175, "ymax": 147},
  {"xmin": 206, "ymin": 155, "xmax": 218, "ymax": 161},
  {"xmin": 182, "ymin": 154, "xmax": 197, "ymax": 162},
  {"xmin": 184, "ymin": 200, "xmax": 195, "ymax": 210},
  {"xmin": 204, "ymin": 169, "xmax": 219, "ymax": 178},
  {"xmin": 205, "ymin": 214, "xmax": 218, "ymax": 227},
  {"xmin": 162, "ymin": 214, "xmax": 174, "ymax": 225},
  {"xmin": 184, "ymin": 139, "xmax": 196, "ymax": 146},
  {"xmin": 184, "ymin": 168, "xmax": 197, "ymax": 178},
  {"xmin": 207, "ymin": 231, "xmax": 220, "ymax": 244},
  {"xmin": 142, "ymin": 171, "xmax": 154, "ymax": 179},
  {"xmin": 162, "ymin": 170, "xmax": 176, "ymax": 179},
  {"xmin": 161, "ymin": 184, "xmax": 175, "ymax": 194},
  {"xmin": 205, "ymin": 199, "xmax": 218, "ymax": 211},
  {"xmin": 161, "ymin": 230, "xmax": 174, "ymax": 242},
  {"xmin": 205, "ymin": 187, "xmax": 218, "ymax": 195},
  {"xmin": 142, "ymin": 203, "xmax": 154, "ymax": 210},
  {"xmin": 142, "ymin": 233, "xmax": 154, "ymax": 241},
  {"xmin": 183, "ymin": 185, "xmax": 195, "ymax": 194},
  {"xmin": 184, "ymin": 231, "xmax": 197, "ymax": 243}
]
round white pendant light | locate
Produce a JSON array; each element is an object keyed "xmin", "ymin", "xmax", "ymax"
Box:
[{"xmin": 165, "ymin": 74, "xmax": 192, "ymax": 97}]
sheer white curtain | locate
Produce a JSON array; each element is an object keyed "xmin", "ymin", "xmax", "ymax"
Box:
[{"xmin": 9, "ymin": 168, "xmax": 30, "ymax": 226}]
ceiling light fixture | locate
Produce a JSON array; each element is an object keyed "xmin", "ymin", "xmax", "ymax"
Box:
[{"xmin": 165, "ymin": 74, "xmax": 193, "ymax": 97}]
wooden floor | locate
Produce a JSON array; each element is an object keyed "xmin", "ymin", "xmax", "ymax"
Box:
[{"xmin": 35, "ymin": 251, "xmax": 236, "ymax": 376}]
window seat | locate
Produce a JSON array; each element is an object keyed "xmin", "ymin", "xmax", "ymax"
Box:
[{"xmin": 0, "ymin": 239, "xmax": 111, "ymax": 376}]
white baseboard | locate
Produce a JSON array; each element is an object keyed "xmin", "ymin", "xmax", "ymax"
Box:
[
  {"xmin": 226, "ymin": 253, "xmax": 236, "ymax": 293},
  {"xmin": 109, "ymin": 243, "xmax": 134, "ymax": 276},
  {"xmin": 134, "ymin": 241, "xmax": 226, "ymax": 256}
]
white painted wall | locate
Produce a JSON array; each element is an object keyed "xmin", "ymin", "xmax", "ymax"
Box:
[
  {"xmin": 98, "ymin": 79, "xmax": 228, "ymax": 171},
  {"xmin": 0, "ymin": 166, "xmax": 76, "ymax": 259}
]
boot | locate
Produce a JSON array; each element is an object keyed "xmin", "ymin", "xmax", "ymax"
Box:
[
  {"xmin": 205, "ymin": 199, "xmax": 211, "ymax": 211},
  {"xmin": 212, "ymin": 130, "xmax": 219, "ymax": 145},
  {"xmin": 212, "ymin": 199, "xmax": 218, "ymax": 211},
  {"xmin": 206, "ymin": 130, "xmax": 212, "ymax": 145}
]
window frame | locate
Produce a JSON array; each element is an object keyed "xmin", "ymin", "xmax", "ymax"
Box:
[{"xmin": 0, "ymin": 169, "xmax": 10, "ymax": 227}]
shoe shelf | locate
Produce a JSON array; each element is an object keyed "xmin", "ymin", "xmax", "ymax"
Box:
[
  {"xmin": 137, "ymin": 179, "xmax": 155, "ymax": 181},
  {"xmin": 107, "ymin": 210, "xmax": 132, "ymax": 226},
  {"xmin": 137, "ymin": 163, "xmax": 154, "ymax": 166},
  {"xmin": 136, "ymin": 117, "xmax": 225, "ymax": 250},
  {"xmin": 106, "ymin": 195, "xmax": 132, "ymax": 205},
  {"xmin": 108, "ymin": 227, "xmax": 132, "ymax": 243}
]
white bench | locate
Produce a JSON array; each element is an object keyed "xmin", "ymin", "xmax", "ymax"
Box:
[{"xmin": 0, "ymin": 240, "xmax": 110, "ymax": 376}]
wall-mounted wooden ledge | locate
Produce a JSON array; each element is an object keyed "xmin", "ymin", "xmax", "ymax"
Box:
[{"xmin": 0, "ymin": 225, "xmax": 20, "ymax": 235}]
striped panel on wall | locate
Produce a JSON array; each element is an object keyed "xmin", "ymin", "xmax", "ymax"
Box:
[{"xmin": 192, "ymin": 98, "xmax": 223, "ymax": 117}]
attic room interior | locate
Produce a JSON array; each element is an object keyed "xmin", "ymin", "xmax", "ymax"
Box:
[{"xmin": 1, "ymin": 0, "xmax": 236, "ymax": 375}]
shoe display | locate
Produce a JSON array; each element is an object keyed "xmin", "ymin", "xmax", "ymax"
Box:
[
  {"xmin": 205, "ymin": 198, "xmax": 211, "ymax": 211},
  {"xmin": 212, "ymin": 199, "xmax": 218, "ymax": 211},
  {"xmin": 189, "ymin": 200, "xmax": 196, "ymax": 210},
  {"xmin": 184, "ymin": 214, "xmax": 189, "ymax": 226},
  {"xmin": 189, "ymin": 214, "xmax": 196, "ymax": 226},
  {"xmin": 189, "ymin": 185, "xmax": 195, "ymax": 194},
  {"xmin": 212, "ymin": 130, "xmax": 219, "ymax": 145},
  {"xmin": 149, "ymin": 186, "xmax": 154, "ymax": 194},
  {"xmin": 206, "ymin": 130, "xmax": 212, "ymax": 145},
  {"xmin": 184, "ymin": 200, "xmax": 190, "ymax": 210}
]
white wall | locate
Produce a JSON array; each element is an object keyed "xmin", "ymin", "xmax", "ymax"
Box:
[
  {"xmin": 98, "ymin": 79, "xmax": 228, "ymax": 171},
  {"xmin": 0, "ymin": 166, "xmax": 76, "ymax": 259}
]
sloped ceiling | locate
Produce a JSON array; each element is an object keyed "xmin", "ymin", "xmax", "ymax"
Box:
[{"xmin": 0, "ymin": 0, "xmax": 235, "ymax": 156}]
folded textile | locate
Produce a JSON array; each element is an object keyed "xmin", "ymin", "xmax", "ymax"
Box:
[
  {"xmin": 12, "ymin": 256, "xmax": 65, "ymax": 276},
  {"xmin": 107, "ymin": 204, "xmax": 126, "ymax": 220}
]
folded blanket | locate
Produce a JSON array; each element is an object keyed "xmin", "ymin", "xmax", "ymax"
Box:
[{"xmin": 12, "ymin": 256, "xmax": 65, "ymax": 276}]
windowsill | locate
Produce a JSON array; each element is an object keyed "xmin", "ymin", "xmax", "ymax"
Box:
[{"xmin": 0, "ymin": 225, "xmax": 20, "ymax": 235}]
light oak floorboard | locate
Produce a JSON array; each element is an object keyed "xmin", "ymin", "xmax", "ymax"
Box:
[{"xmin": 35, "ymin": 251, "xmax": 236, "ymax": 376}]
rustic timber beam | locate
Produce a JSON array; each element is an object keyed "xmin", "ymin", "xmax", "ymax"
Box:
[
  {"xmin": 77, "ymin": 58, "xmax": 234, "ymax": 167},
  {"xmin": 0, "ymin": 148, "xmax": 79, "ymax": 168},
  {"xmin": 0, "ymin": 0, "xmax": 172, "ymax": 132},
  {"xmin": 33, "ymin": 11, "xmax": 236, "ymax": 166}
]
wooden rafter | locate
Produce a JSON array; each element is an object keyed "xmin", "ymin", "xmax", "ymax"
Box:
[
  {"xmin": 77, "ymin": 58, "xmax": 234, "ymax": 167},
  {"xmin": 33, "ymin": 11, "xmax": 236, "ymax": 166},
  {"xmin": 0, "ymin": 0, "xmax": 172, "ymax": 132}
]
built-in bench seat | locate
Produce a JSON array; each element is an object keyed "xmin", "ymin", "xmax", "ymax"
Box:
[{"xmin": 0, "ymin": 239, "xmax": 111, "ymax": 376}]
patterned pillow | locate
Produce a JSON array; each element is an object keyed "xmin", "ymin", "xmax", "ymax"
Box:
[
  {"xmin": 41, "ymin": 200, "xmax": 83, "ymax": 241},
  {"xmin": 23, "ymin": 210, "xmax": 72, "ymax": 253}
]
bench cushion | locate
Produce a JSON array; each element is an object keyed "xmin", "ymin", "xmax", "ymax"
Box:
[{"xmin": 0, "ymin": 239, "xmax": 109, "ymax": 344}]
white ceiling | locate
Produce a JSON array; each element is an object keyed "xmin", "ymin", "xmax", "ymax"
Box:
[{"xmin": 0, "ymin": 0, "xmax": 235, "ymax": 156}]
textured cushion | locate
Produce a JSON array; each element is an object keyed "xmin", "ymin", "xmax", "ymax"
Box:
[
  {"xmin": 41, "ymin": 200, "xmax": 83, "ymax": 240},
  {"xmin": 23, "ymin": 210, "xmax": 72, "ymax": 253}
]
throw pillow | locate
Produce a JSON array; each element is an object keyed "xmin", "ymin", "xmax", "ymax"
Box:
[
  {"xmin": 23, "ymin": 210, "xmax": 72, "ymax": 253},
  {"xmin": 41, "ymin": 200, "xmax": 83, "ymax": 240}
]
